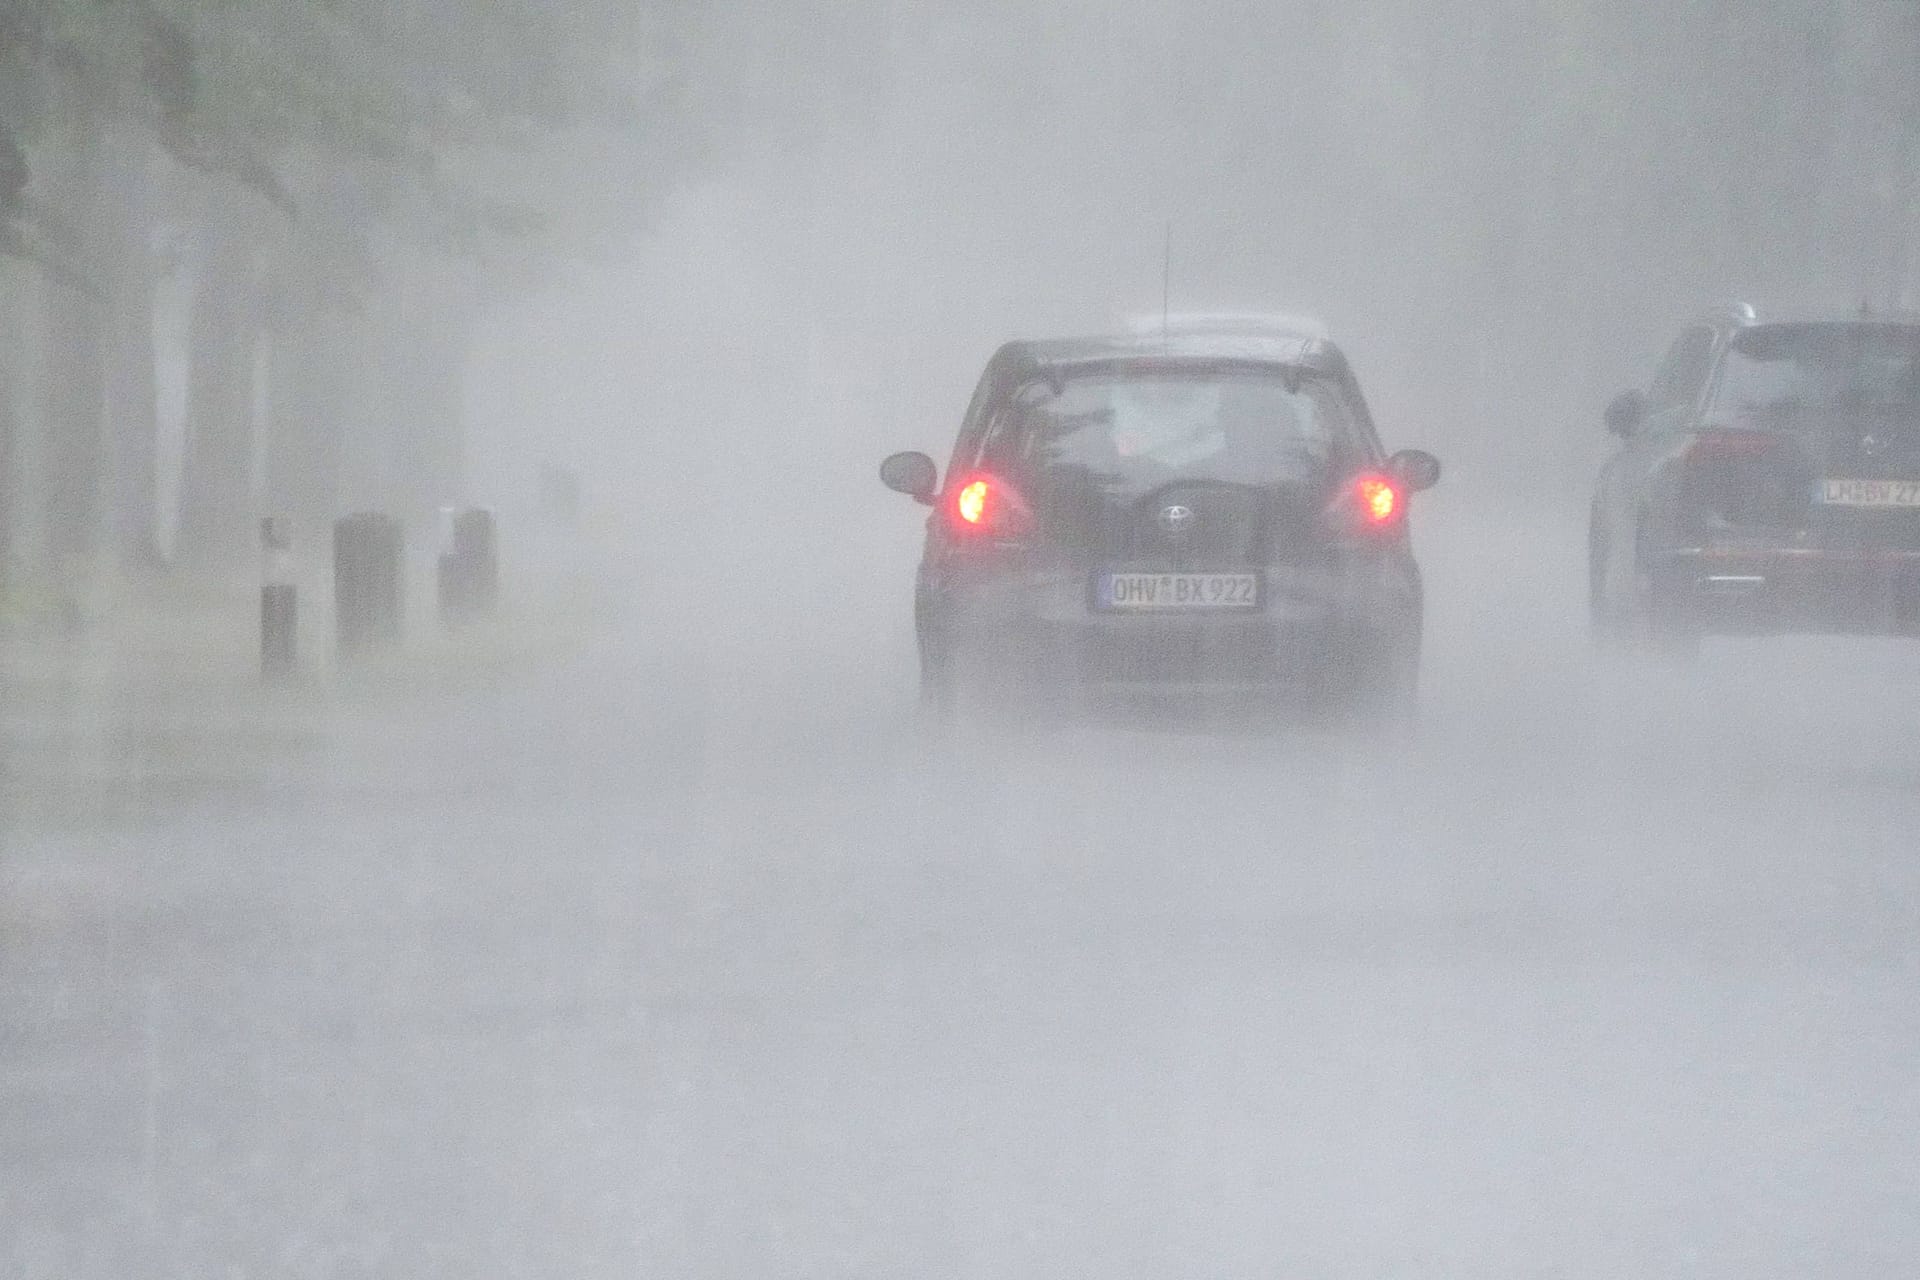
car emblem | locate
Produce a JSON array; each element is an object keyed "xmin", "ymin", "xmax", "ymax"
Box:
[
  {"xmin": 1861, "ymin": 433, "xmax": 1887, "ymax": 457},
  {"xmin": 1157, "ymin": 504, "xmax": 1196, "ymax": 536}
]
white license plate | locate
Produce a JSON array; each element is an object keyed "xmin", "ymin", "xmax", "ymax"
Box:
[
  {"xmin": 1817, "ymin": 478, "xmax": 1920, "ymax": 508},
  {"xmin": 1096, "ymin": 572, "xmax": 1260, "ymax": 610}
]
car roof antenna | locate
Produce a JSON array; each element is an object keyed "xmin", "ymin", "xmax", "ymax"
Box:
[{"xmin": 1161, "ymin": 220, "xmax": 1172, "ymax": 345}]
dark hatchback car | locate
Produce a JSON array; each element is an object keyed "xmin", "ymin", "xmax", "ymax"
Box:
[
  {"xmin": 879, "ymin": 318, "xmax": 1441, "ymax": 719},
  {"xmin": 1591, "ymin": 308, "xmax": 1920, "ymax": 657}
]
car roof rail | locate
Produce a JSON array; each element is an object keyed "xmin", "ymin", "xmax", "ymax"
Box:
[
  {"xmin": 1700, "ymin": 302, "xmax": 1759, "ymax": 326},
  {"xmin": 1856, "ymin": 299, "xmax": 1920, "ymax": 322},
  {"xmin": 1123, "ymin": 311, "xmax": 1331, "ymax": 341}
]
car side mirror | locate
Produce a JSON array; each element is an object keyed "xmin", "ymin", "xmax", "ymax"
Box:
[
  {"xmin": 1387, "ymin": 448, "xmax": 1442, "ymax": 492},
  {"xmin": 879, "ymin": 451, "xmax": 938, "ymax": 504},
  {"xmin": 1605, "ymin": 389, "xmax": 1648, "ymax": 437}
]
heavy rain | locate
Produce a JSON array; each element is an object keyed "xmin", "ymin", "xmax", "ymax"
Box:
[{"xmin": 4, "ymin": 2, "xmax": 1920, "ymax": 1276}]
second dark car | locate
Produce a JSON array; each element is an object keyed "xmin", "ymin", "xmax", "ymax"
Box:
[{"xmin": 1591, "ymin": 307, "xmax": 1920, "ymax": 657}]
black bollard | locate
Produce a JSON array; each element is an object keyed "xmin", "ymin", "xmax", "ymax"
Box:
[
  {"xmin": 333, "ymin": 512, "xmax": 404, "ymax": 659},
  {"xmin": 437, "ymin": 506, "xmax": 499, "ymax": 627},
  {"xmin": 260, "ymin": 517, "xmax": 297, "ymax": 681}
]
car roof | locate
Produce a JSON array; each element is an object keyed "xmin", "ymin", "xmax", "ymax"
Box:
[
  {"xmin": 1697, "ymin": 303, "xmax": 1920, "ymax": 332},
  {"xmin": 991, "ymin": 324, "xmax": 1351, "ymax": 384},
  {"xmin": 1122, "ymin": 310, "xmax": 1331, "ymax": 341},
  {"xmin": 977, "ymin": 313, "xmax": 1382, "ymax": 450}
]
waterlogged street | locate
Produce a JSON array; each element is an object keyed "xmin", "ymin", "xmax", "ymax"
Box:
[
  {"xmin": 5, "ymin": 508, "xmax": 1919, "ymax": 1278},
  {"xmin": 5, "ymin": 0, "xmax": 1920, "ymax": 1274}
]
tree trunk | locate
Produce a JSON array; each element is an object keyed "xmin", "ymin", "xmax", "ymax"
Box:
[
  {"xmin": 0, "ymin": 275, "xmax": 22, "ymax": 593},
  {"xmin": 335, "ymin": 271, "xmax": 477, "ymax": 521},
  {"xmin": 262, "ymin": 310, "xmax": 352, "ymax": 531},
  {"xmin": 100, "ymin": 125, "xmax": 163, "ymax": 571},
  {"xmin": 1893, "ymin": 124, "xmax": 1917, "ymax": 311},
  {"xmin": 0, "ymin": 261, "xmax": 29, "ymax": 586},
  {"xmin": 175, "ymin": 202, "xmax": 263, "ymax": 568},
  {"xmin": 36, "ymin": 120, "xmax": 109, "ymax": 570},
  {"xmin": 383, "ymin": 292, "xmax": 472, "ymax": 517}
]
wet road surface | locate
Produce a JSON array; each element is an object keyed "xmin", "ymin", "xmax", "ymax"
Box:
[{"xmin": 5, "ymin": 521, "xmax": 1920, "ymax": 1278}]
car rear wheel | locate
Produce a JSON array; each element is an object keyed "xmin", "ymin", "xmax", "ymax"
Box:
[
  {"xmin": 1642, "ymin": 610, "xmax": 1701, "ymax": 665},
  {"xmin": 1334, "ymin": 627, "xmax": 1420, "ymax": 733},
  {"xmin": 918, "ymin": 656, "xmax": 954, "ymax": 718},
  {"xmin": 1595, "ymin": 521, "xmax": 1699, "ymax": 666},
  {"xmin": 915, "ymin": 595, "xmax": 958, "ymax": 721},
  {"xmin": 1379, "ymin": 641, "xmax": 1421, "ymax": 723},
  {"xmin": 918, "ymin": 636, "xmax": 1024, "ymax": 731},
  {"xmin": 1588, "ymin": 509, "xmax": 1616, "ymax": 641}
]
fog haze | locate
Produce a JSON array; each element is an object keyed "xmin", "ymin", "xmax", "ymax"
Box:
[{"xmin": 5, "ymin": 2, "xmax": 1920, "ymax": 1276}]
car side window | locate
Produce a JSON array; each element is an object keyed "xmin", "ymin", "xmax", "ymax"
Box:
[
  {"xmin": 945, "ymin": 368, "xmax": 1003, "ymax": 480},
  {"xmin": 1648, "ymin": 326, "xmax": 1716, "ymax": 417},
  {"xmin": 972, "ymin": 383, "xmax": 1034, "ymax": 476}
]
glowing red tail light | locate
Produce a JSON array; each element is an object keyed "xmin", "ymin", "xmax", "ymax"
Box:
[
  {"xmin": 946, "ymin": 473, "xmax": 1034, "ymax": 539},
  {"xmin": 956, "ymin": 479, "xmax": 991, "ymax": 525},
  {"xmin": 1326, "ymin": 472, "xmax": 1408, "ymax": 536},
  {"xmin": 1684, "ymin": 428, "xmax": 1785, "ymax": 462},
  {"xmin": 1356, "ymin": 474, "xmax": 1401, "ymax": 525}
]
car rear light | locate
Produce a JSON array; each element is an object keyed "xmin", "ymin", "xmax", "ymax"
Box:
[
  {"xmin": 1684, "ymin": 428, "xmax": 1786, "ymax": 462},
  {"xmin": 1327, "ymin": 472, "xmax": 1406, "ymax": 537},
  {"xmin": 946, "ymin": 473, "xmax": 1034, "ymax": 539},
  {"xmin": 1679, "ymin": 429, "xmax": 1811, "ymax": 532},
  {"xmin": 1356, "ymin": 474, "xmax": 1401, "ymax": 526},
  {"xmin": 956, "ymin": 479, "xmax": 990, "ymax": 525}
]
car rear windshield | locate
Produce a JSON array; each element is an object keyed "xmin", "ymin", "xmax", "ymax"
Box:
[
  {"xmin": 979, "ymin": 367, "xmax": 1358, "ymax": 498},
  {"xmin": 1710, "ymin": 323, "xmax": 1920, "ymax": 423}
]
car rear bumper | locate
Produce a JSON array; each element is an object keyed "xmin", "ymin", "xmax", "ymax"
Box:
[
  {"xmin": 1653, "ymin": 548, "xmax": 1920, "ymax": 635},
  {"xmin": 1004, "ymin": 614, "xmax": 1373, "ymax": 696},
  {"xmin": 933, "ymin": 567, "xmax": 1414, "ymax": 698}
]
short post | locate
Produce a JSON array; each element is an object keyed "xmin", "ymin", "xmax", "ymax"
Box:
[
  {"xmin": 333, "ymin": 512, "xmax": 404, "ymax": 659},
  {"xmin": 260, "ymin": 516, "xmax": 297, "ymax": 682},
  {"xmin": 437, "ymin": 505, "xmax": 498, "ymax": 627},
  {"xmin": 435, "ymin": 506, "xmax": 461, "ymax": 625}
]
